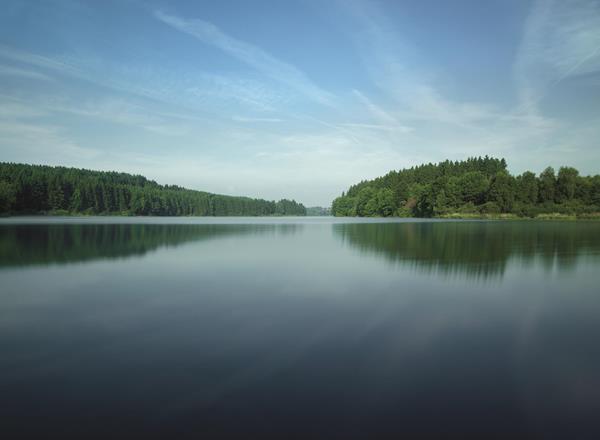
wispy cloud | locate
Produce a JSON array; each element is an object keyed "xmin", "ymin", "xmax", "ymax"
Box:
[
  {"xmin": 352, "ymin": 89, "xmax": 397, "ymax": 125},
  {"xmin": 351, "ymin": 89, "xmax": 413, "ymax": 132},
  {"xmin": 0, "ymin": 120, "xmax": 100, "ymax": 162},
  {"xmin": 0, "ymin": 97, "xmax": 47, "ymax": 118},
  {"xmin": 0, "ymin": 91, "xmax": 196, "ymax": 139},
  {"xmin": 342, "ymin": 2, "xmax": 497, "ymax": 132},
  {"xmin": 0, "ymin": 64, "xmax": 53, "ymax": 81},
  {"xmin": 2, "ymin": 1, "xmax": 598, "ymax": 206},
  {"xmin": 154, "ymin": 10, "xmax": 336, "ymax": 107},
  {"xmin": 185, "ymin": 73, "xmax": 286, "ymax": 112},
  {"xmin": 336, "ymin": 0, "xmax": 597, "ymax": 169},
  {"xmin": 232, "ymin": 116, "xmax": 283, "ymax": 123},
  {"xmin": 339, "ymin": 122, "xmax": 413, "ymax": 133},
  {"xmin": 0, "ymin": 44, "xmax": 288, "ymax": 129},
  {"xmin": 0, "ymin": 44, "xmax": 82, "ymax": 78},
  {"xmin": 514, "ymin": 0, "xmax": 600, "ymax": 114}
]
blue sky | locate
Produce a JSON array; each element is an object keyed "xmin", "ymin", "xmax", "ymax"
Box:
[{"xmin": 1, "ymin": 0, "xmax": 599, "ymax": 206}]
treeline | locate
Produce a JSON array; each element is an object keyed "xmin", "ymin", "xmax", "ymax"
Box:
[
  {"xmin": 0, "ymin": 163, "xmax": 306, "ymax": 216},
  {"xmin": 306, "ymin": 206, "xmax": 331, "ymax": 216},
  {"xmin": 331, "ymin": 156, "xmax": 600, "ymax": 218}
]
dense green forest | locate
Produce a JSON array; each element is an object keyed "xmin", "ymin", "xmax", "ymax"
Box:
[
  {"xmin": 0, "ymin": 163, "xmax": 306, "ymax": 216},
  {"xmin": 331, "ymin": 157, "xmax": 600, "ymax": 218}
]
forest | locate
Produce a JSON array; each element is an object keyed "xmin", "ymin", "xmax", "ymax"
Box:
[
  {"xmin": 0, "ymin": 163, "xmax": 306, "ymax": 216},
  {"xmin": 331, "ymin": 157, "xmax": 600, "ymax": 218}
]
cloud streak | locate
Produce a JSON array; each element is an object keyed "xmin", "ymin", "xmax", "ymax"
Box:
[
  {"xmin": 0, "ymin": 64, "xmax": 53, "ymax": 81},
  {"xmin": 154, "ymin": 10, "xmax": 335, "ymax": 107},
  {"xmin": 336, "ymin": 0, "xmax": 600, "ymax": 172},
  {"xmin": 342, "ymin": 2, "xmax": 498, "ymax": 132},
  {"xmin": 232, "ymin": 116, "xmax": 283, "ymax": 123},
  {"xmin": 1, "ymin": 1, "xmax": 599, "ymax": 205},
  {"xmin": 514, "ymin": 0, "xmax": 600, "ymax": 118}
]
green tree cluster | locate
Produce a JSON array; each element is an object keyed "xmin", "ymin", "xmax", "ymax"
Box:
[
  {"xmin": 305, "ymin": 206, "xmax": 331, "ymax": 216},
  {"xmin": 0, "ymin": 163, "xmax": 306, "ymax": 216},
  {"xmin": 331, "ymin": 157, "xmax": 600, "ymax": 218}
]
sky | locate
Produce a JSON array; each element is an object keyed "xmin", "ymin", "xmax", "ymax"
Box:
[{"xmin": 0, "ymin": 0, "xmax": 599, "ymax": 206}]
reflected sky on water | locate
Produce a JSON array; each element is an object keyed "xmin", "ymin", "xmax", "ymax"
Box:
[{"xmin": 1, "ymin": 217, "xmax": 600, "ymax": 438}]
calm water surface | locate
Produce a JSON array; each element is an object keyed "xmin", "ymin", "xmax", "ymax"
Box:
[{"xmin": 1, "ymin": 217, "xmax": 600, "ymax": 438}]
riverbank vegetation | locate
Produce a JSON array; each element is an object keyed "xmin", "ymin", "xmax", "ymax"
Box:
[
  {"xmin": 306, "ymin": 206, "xmax": 331, "ymax": 216},
  {"xmin": 0, "ymin": 163, "xmax": 306, "ymax": 216},
  {"xmin": 331, "ymin": 157, "xmax": 600, "ymax": 219}
]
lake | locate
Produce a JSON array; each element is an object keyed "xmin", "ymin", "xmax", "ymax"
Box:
[{"xmin": 1, "ymin": 217, "xmax": 600, "ymax": 438}]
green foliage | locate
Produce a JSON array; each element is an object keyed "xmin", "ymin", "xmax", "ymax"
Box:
[
  {"xmin": 355, "ymin": 187, "xmax": 377, "ymax": 216},
  {"xmin": 459, "ymin": 171, "xmax": 489, "ymax": 204},
  {"xmin": 372, "ymin": 188, "xmax": 397, "ymax": 216},
  {"xmin": 479, "ymin": 201, "xmax": 501, "ymax": 214},
  {"xmin": 538, "ymin": 167, "xmax": 556, "ymax": 203},
  {"xmin": 487, "ymin": 171, "xmax": 516, "ymax": 212},
  {"xmin": 444, "ymin": 177, "xmax": 462, "ymax": 208},
  {"xmin": 0, "ymin": 181, "xmax": 16, "ymax": 213},
  {"xmin": 516, "ymin": 171, "xmax": 538, "ymax": 205},
  {"xmin": 556, "ymin": 166, "xmax": 579, "ymax": 203},
  {"xmin": 592, "ymin": 176, "xmax": 600, "ymax": 206},
  {"xmin": 331, "ymin": 195, "xmax": 356, "ymax": 217},
  {"xmin": 275, "ymin": 199, "xmax": 306, "ymax": 216},
  {"xmin": 305, "ymin": 206, "xmax": 331, "ymax": 216},
  {"xmin": 330, "ymin": 157, "xmax": 599, "ymax": 219},
  {"xmin": 0, "ymin": 163, "xmax": 306, "ymax": 216}
]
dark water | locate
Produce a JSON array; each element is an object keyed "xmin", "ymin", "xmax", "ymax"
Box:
[{"xmin": 2, "ymin": 217, "xmax": 600, "ymax": 439}]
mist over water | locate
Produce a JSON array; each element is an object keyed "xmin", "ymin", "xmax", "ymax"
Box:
[{"xmin": 1, "ymin": 217, "xmax": 600, "ymax": 438}]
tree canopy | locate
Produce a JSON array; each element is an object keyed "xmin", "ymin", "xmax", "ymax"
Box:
[
  {"xmin": 331, "ymin": 157, "xmax": 600, "ymax": 218},
  {"xmin": 0, "ymin": 163, "xmax": 306, "ymax": 216}
]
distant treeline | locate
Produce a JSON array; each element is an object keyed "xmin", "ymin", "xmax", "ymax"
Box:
[
  {"xmin": 332, "ymin": 157, "xmax": 600, "ymax": 218},
  {"xmin": 0, "ymin": 163, "xmax": 306, "ymax": 216},
  {"xmin": 306, "ymin": 206, "xmax": 331, "ymax": 216}
]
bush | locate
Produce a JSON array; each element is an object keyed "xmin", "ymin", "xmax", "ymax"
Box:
[
  {"xmin": 479, "ymin": 202, "xmax": 500, "ymax": 214},
  {"xmin": 0, "ymin": 180, "xmax": 16, "ymax": 213},
  {"xmin": 49, "ymin": 209, "xmax": 70, "ymax": 216},
  {"xmin": 512, "ymin": 203, "xmax": 540, "ymax": 218},
  {"xmin": 456, "ymin": 202, "xmax": 478, "ymax": 214}
]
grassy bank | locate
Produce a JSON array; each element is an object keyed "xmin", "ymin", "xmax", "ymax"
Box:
[{"xmin": 436, "ymin": 212, "xmax": 600, "ymax": 221}]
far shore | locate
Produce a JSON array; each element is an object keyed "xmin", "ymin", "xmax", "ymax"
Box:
[{"xmin": 2, "ymin": 211, "xmax": 600, "ymax": 221}]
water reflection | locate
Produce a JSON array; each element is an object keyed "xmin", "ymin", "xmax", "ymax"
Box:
[
  {"xmin": 334, "ymin": 221, "xmax": 600, "ymax": 279},
  {"xmin": 0, "ymin": 223, "xmax": 301, "ymax": 267},
  {"xmin": 1, "ymin": 219, "xmax": 600, "ymax": 438}
]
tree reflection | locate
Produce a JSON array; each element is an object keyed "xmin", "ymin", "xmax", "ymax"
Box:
[
  {"xmin": 334, "ymin": 221, "xmax": 600, "ymax": 279},
  {"xmin": 0, "ymin": 223, "xmax": 301, "ymax": 267}
]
